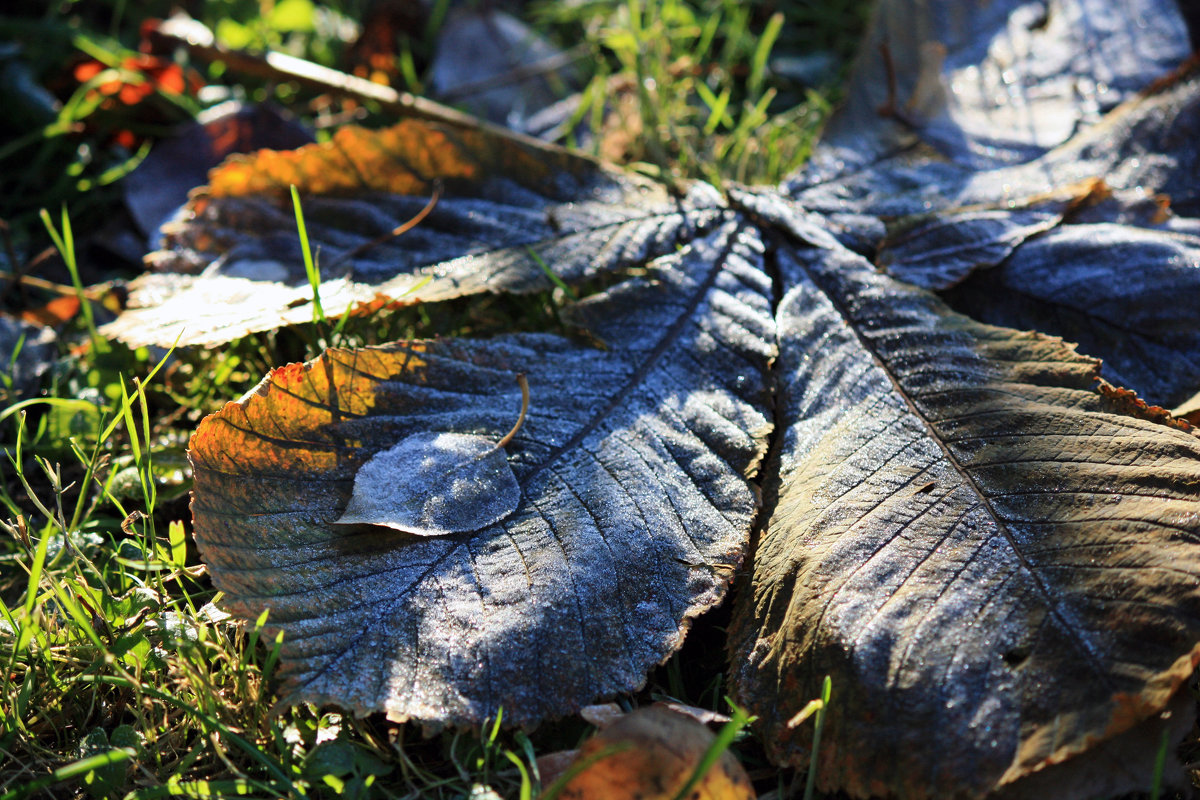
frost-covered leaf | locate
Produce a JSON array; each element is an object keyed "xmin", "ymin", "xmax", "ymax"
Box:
[
  {"xmin": 335, "ymin": 432, "xmax": 522, "ymax": 535},
  {"xmin": 189, "ymin": 221, "xmax": 774, "ymax": 726},
  {"xmin": 873, "ymin": 206, "xmax": 1064, "ymax": 290},
  {"xmin": 721, "ymin": 1, "xmax": 1200, "ymax": 797},
  {"xmin": 857, "ymin": 69, "xmax": 1200, "ymax": 407},
  {"xmin": 173, "ymin": 0, "xmax": 1200, "ymax": 793},
  {"xmin": 102, "ymin": 119, "xmax": 724, "ymax": 347},
  {"xmin": 727, "ymin": 235, "xmax": 1200, "ymax": 799},
  {"xmin": 758, "ymin": 0, "xmax": 1200, "ymax": 419},
  {"xmin": 786, "ymin": 0, "xmax": 1191, "ymax": 255},
  {"xmin": 336, "ymin": 378, "xmax": 528, "ymax": 535},
  {"xmin": 797, "ymin": 0, "xmax": 1189, "ymax": 184},
  {"xmin": 944, "ymin": 219, "xmax": 1200, "ymax": 408}
]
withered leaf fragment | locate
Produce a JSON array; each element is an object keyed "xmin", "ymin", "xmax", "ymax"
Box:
[
  {"xmin": 188, "ymin": 222, "xmax": 775, "ymax": 727},
  {"xmin": 102, "ymin": 119, "xmax": 725, "ymax": 348},
  {"xmin": 335, "ymin": 375, "xmax": 529, "ymax": 535},
  {"xmin": 551, "ymin": 705, "xmax": 754, "ymax": 800}
]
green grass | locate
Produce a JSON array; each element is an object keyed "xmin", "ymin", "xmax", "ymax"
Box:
[
  {"xmin": 533, "ymin": 0, "xmax": 863, "ymax": 186},
  {"xmin": 0, "ymin": 0, "xmax": 867, "ymax": 796}
]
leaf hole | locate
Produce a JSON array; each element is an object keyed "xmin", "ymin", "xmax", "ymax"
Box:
[{"xmin": 1002, "ymin": 648, "xmax": 1030, "ymax": 669}]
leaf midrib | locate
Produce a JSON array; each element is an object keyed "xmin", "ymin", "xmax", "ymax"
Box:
[
  {"xmin": 289, "ymin": 220, "xmax": 752, "ymax": 704},
  {"xmin": 789, "ymin": 240, "xmax": 1118, "ymax": 692},
  {"xmin": 517, "ymin": 222, "xmax": 748, "ymax": 490}
]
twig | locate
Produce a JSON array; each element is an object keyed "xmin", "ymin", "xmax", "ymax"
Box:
[
  {"xmin": 0, "ymin": 269, "xmax": 113, "ymax": 300},
  {"xmin": 875, "ymin": 40, "xmax": 919, "ymax": 128},
  {"xmin": 437, "ymin": 45, "xmax": 589, "ymax": 104},
  {"xmin": 145, "ymin": 17, "xmax": 565, "ymax": 154}
]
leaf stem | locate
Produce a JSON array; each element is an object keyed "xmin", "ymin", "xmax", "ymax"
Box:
[
  {"xmin": 497, "ymin": 374, "xmax": 529, "ymax": 449},
  {"xmin": 324, "ymin": 180, "xmax": 442, "ymax": 272}
]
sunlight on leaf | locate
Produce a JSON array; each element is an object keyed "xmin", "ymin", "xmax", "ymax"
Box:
[
  {"xmin": 189, "ymin": 222, "xmax": 775, "ymax": 726},
  {"xmin": 102, "ymin": 118, "xmax": 725, "ymax": 348}
]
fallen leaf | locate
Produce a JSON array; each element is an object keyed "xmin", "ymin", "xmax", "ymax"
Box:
[
  {"xmin": 535, "ymin": 749, "xmax": 579, "ymax": 787},
  {"xmin": 334, "ymin": 375, "xmax": 529, "ymax": 535},
  {"xmin": 866, "ymin": 72, "xmax": 1200, "ymax": 408},
  {"xmin": 169, "ymin": 0, "xmax": 1200, "ymax": 796},
  {"xmin": 549, "ymin": 705, "xmax": 754, "ymax": 800},
  {"xmin": 578, "ymin": 703, "xmax": 624, "ymax": 729},
  {"xmin": 874, "ymin": 207, "xmax": 1065, "ymax": 290},
  {"xmin": 19, "ymin": 294, "xmax": 81, "ymax": 327},
  {"xmin": 188, "ymin": 221, "xmax": 775, "ymax": 726},
  {"xmin": 102, "ymin": 118, "xmax": 724, "ymax": 348}
]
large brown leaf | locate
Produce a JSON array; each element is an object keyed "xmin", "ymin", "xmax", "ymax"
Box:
[
  {"xmin": 102, "ymin": 119, "xmax": 724, "ymax": 347},
  {"xmin": 727, "ymin": 233, "xmax": 1200, "ymax": 798},
  {"xmin": 188, "ymin": 220, "xmax": 774, "ymax": 726}
]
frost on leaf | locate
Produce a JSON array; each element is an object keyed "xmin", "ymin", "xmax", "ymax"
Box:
[
  {"xmin": 336, "ymin": 376, "xmax": 529, "ymax": 535},
  {"xmin": 102, "ymin": 119, "xmax": 725, "ymax": 347},
  {"xmin": 188, "ymin": 221, "xmax": 775, "ymax": 727},
  {"xmin": 728, "ymin": 235, "xmax": 1200, "ymax": 800},
  {"xmin": 335, "ymin": 432, "xmax": 521, "ymax": 535},
  {"xmin": 725, "ymin": 1, "xmax": 1200, "ymax": 798}
]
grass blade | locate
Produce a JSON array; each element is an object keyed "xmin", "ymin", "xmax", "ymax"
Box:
[
  {"xmin": 804, "ymin": 675, "xmax": 832, "ymax": 800},
  {"xmin": 668, "ymin": 701, "xmax": 754, "ymax": 800},
  {"xmin": 290, "ymin": 184, "xmax": 325, "ymax": 327}
]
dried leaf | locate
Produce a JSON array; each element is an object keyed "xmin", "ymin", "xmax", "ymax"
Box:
[
  {"xmin": 335, "ymin": 432, "xmax": 521, "ymax": 535},
  {"xmin": 102, "ymin": 119, "xmax": 724, "ymax": 347},
  {"xmin": 189, "ymin": 221, "xmax": 774, "ymax": 726},
  {"xmin": 787, "ymin": 0, "xmax": 1192, "ymax": 262},
  {"xmin": 550, "ymin": 705, "xmax": 754, "ymax": 800},
  {"xmin": 578, "ymin": 703, "xmax": 624, "ymax": 729},
  {"xmin": 874, "ymin": 207, "xmax": 1064, "ymax": 290}
]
